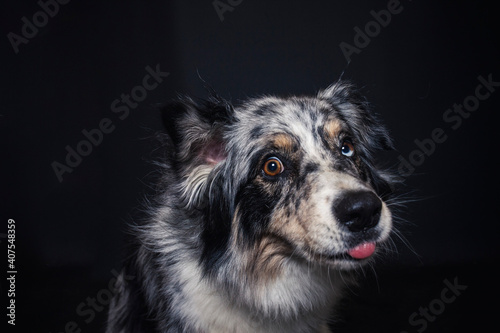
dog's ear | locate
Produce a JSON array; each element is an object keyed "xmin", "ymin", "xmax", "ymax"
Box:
[
  {"xmin": 318, "ymin": 81, "xmax": 394, "ymax": 152},
  {"xmin": 161, "ymin": 95, "xmax": 233, "ymax": 167},
  {"xmin": 161, "ymin": 95, "xmax": 234, "ymax": 209}
]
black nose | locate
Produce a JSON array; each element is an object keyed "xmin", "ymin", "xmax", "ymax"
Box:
[{"xmin": 334, "ymin": 191, "xmax": 382, "ymax": 232}]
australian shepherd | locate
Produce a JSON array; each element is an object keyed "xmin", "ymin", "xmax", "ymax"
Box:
[{"xmin": 107, "ymin": 81, "xmax": 397, "ymax": 332}]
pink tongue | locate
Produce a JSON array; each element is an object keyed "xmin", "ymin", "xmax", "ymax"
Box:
[{"xmin": 348, "ymin": 242, "xmax": 376, "ymax": 259}]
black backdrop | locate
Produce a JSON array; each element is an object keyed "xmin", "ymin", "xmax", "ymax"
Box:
[{"xmin": 2, "ymin": 0, "xmax": 499, "ymax": 332}]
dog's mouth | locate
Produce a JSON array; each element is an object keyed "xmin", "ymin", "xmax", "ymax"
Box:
[
  {"xmin": 308, "ymin": 241, "xmax": 379, "ymax": 267},
  {"xmin": 346, "ymin": 242, "xmax": 376, "ymax": 259}
]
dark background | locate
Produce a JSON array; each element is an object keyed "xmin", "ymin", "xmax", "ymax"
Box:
[{"xmin": 2, "ymin": 0, "xmax": 499, "ymax": 332}]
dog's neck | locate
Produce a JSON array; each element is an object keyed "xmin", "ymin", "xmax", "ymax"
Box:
[{"xmin": 167, "ymin": 248, "xmax": 343, "ymax": 332}]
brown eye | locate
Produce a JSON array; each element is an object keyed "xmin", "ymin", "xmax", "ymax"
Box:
[
  {"xmin": 341, "ymin": 141, "xmax": 355, "ymax": 157},
  {"xmin": 263, "ymin": 157, "xmax": 284, "ymax": 176}
]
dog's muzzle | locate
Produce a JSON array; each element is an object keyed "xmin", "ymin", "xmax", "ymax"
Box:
[{"xmin": 332, "ymin": 190, "xmax": 383, "ymax": 260}]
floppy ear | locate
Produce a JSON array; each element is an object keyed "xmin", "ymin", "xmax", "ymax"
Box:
[
  {"xmin": 161, "ymin": 95, "xmax": 234, "ymax": 208},
  {"xmin": 161, "ymin": 95, "xmax": 233, "ymax": 167},
  {"xmin": 318, "ymin": 81, "xmax": 394, "ymax": 152}
]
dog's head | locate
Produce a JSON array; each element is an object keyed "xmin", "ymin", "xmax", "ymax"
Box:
[{"xmin": 162, "ymin": 81, "xmax": 395, "ymax": 276}]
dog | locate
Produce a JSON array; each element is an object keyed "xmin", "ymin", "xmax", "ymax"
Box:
[{"xmin": 107, "ymin": 81, "xmax": 397, "ymax": 332}]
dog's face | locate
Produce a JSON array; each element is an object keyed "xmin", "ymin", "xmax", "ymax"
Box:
[{"xmin": 163, "ymin": 82, "xmax": 395, "ymax": 278}]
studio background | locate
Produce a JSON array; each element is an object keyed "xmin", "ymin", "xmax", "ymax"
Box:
[{"xmin": 2, "ymin": 0, "xmax": 499, "ymax": 332}]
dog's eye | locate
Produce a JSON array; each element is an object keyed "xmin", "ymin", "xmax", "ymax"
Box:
[
  {"xmin": 263, "ymin": 157, "xmax": 284, "ymax": 176},
  {"xmin": 341, "ymin": 141, "xmax": 355, "ymax": 157}
]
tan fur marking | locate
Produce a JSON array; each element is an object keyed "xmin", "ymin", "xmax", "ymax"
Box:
[
  {"xmin": 238, "ymin": 205, "xmax": 311, "ymax": 284},
  {"xmin": 270, "ymin": 133, "xmax": 296, "ymax": 153},
  {"xmin": 323, "ymin": 119, "xmax": 342, "ymax": 140},
  {"xmin": 232, "ymin": 205, "xmax": 292, "ymax": 283},
  {"xmin": 246, "ymin": 234, "xmax": 293, "ymax": 281}
]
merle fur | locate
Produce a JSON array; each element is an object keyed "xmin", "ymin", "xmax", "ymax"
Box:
[{"xmin": 107, "ymin": 81, "xmax": 398, "ymax": 333}]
